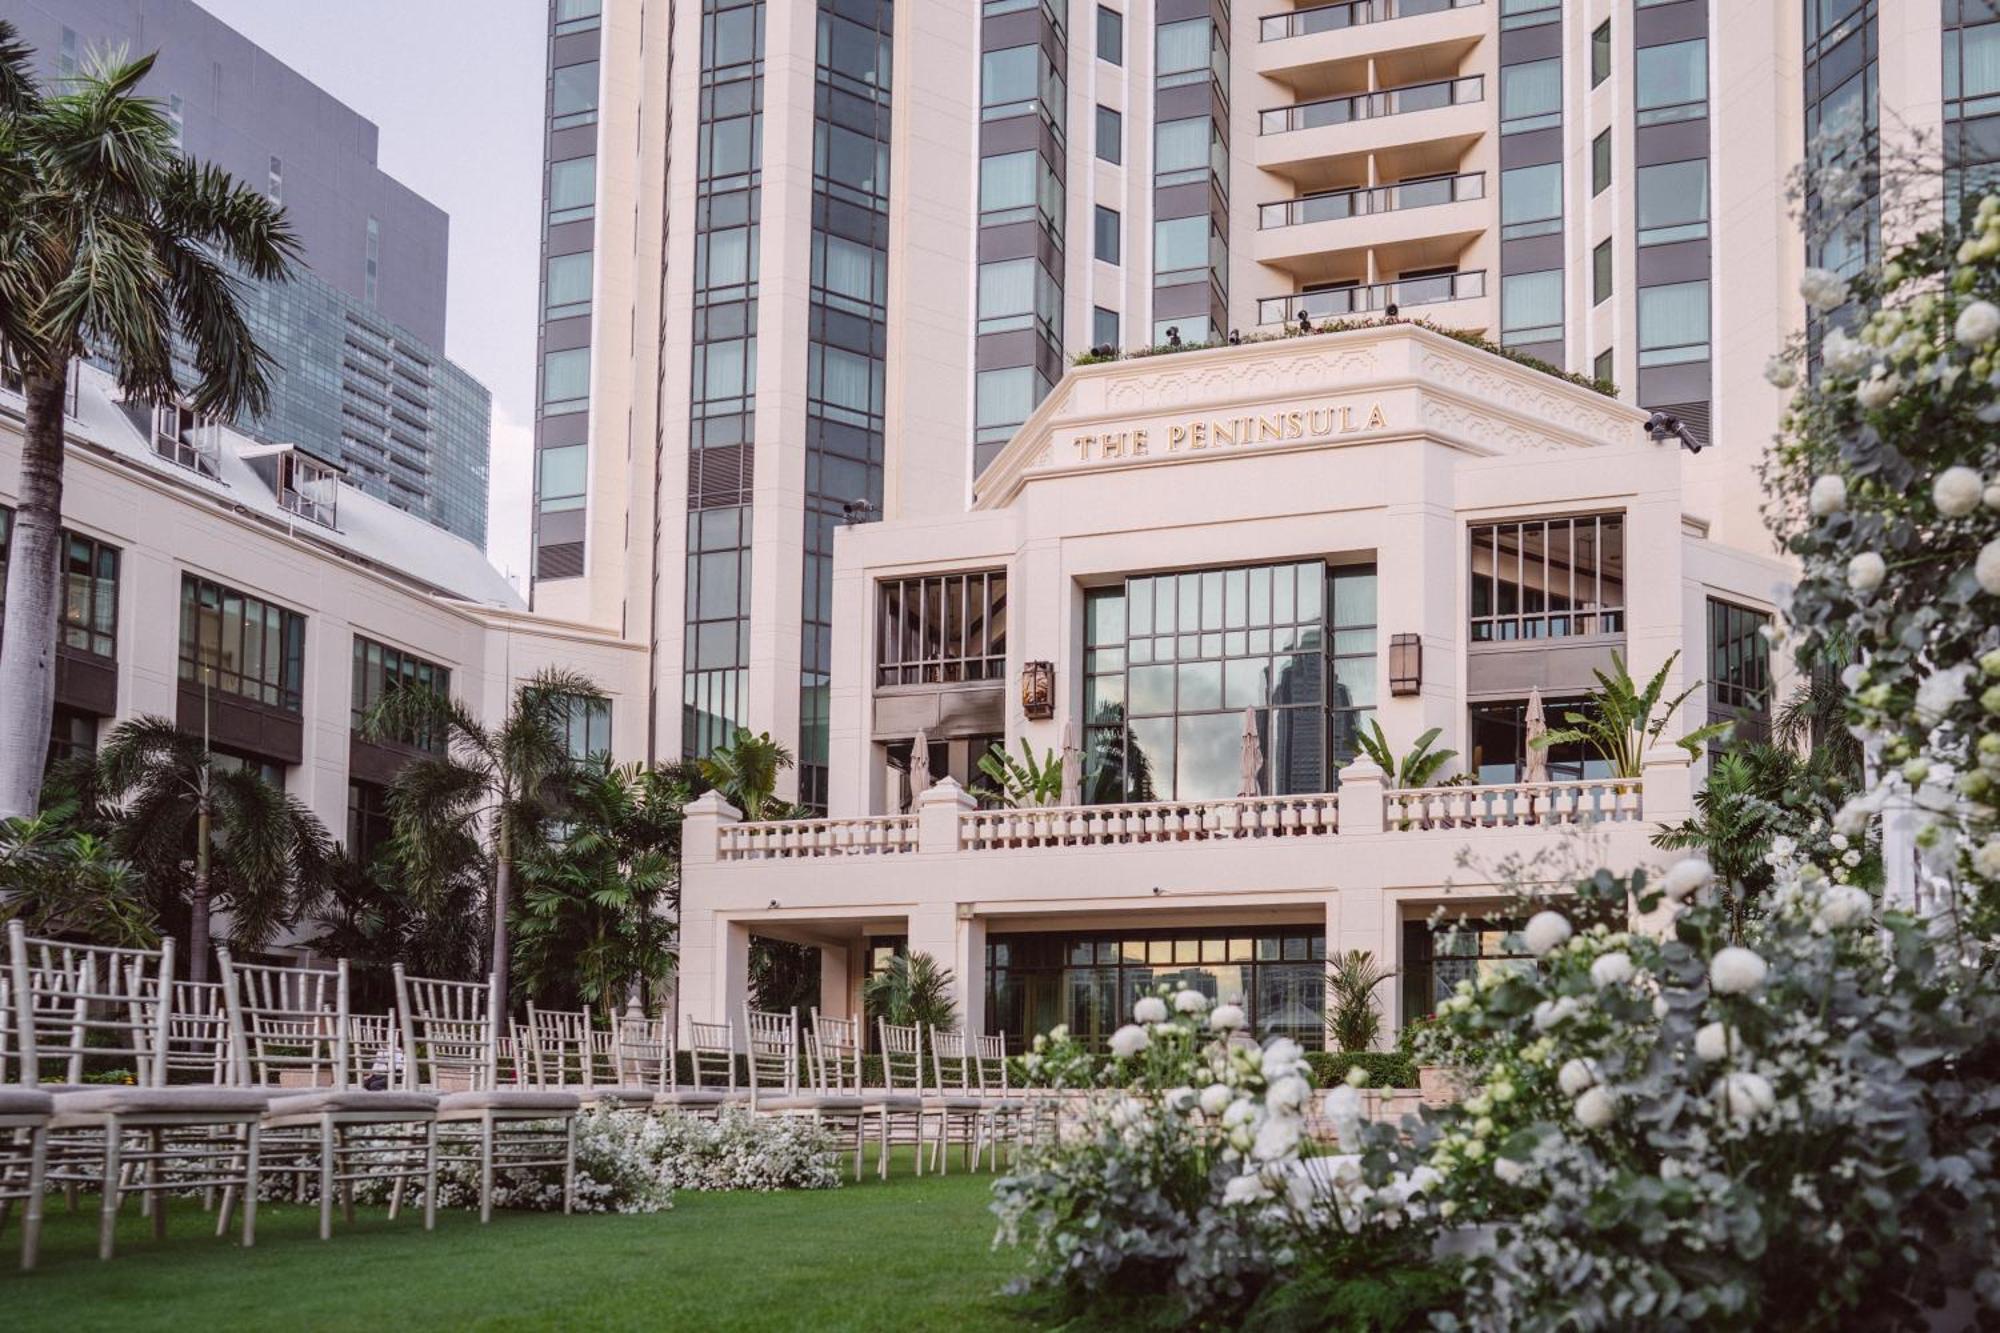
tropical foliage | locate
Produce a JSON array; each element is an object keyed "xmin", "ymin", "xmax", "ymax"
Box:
[
  {"xmin": 1355, "ymin": 722, "xmax": 1458, "ymax": 789},
  {"xmin": 1530, "ymin": 650, "xmax": 1729, "ymax": 778},
  {"xmin": 696, "ymin": 729, "xmax": 797, "ymax": 821},
  {"xmin": 0, "ymin": 25, "xmax": 297, "ymax": 819},
  {"xmin": 977, "ymin": 739, "xmax": 1065, "ymax": 808},
  {"xmin": 861, "ymin": 951, "xmax": 959, "ymax": 1031},
  {"xmin": 0, "ymin": 808, "xmax": 152, "ymax": 945},
  {"xmin": 1322, "ymin": 950, "xmax": 1392, "ymax": 1053}
]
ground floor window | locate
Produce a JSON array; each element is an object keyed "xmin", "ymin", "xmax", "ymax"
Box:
[
  {"xmin": 883, "ymin": 734, "xmax": 1002, "ymax": 811},
  {"xmin": 986, "ymin": 925, "xmax": 1326, "ymax": 1053},
  {"xmin": 347, "ymin": 779, "xmax": 393, "ymax": 865},
  {"xmin": 46, "ymin": 706, "xmax": 97, "ymax": 767},
  {"xmin": 210, "ymin": 748, "xmax": 286, "ymax": 789},
  {"xmin": 1400, "ymin": 917, "xmax": 1533, "ymax": 1022},
  {"xmin": 1467, "ymin": 697, "xmax": 1609, "ymax": 784}
]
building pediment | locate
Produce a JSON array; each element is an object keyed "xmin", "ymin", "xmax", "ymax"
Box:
[{"xmin": 973, "ymin": 324, "xmax": 1644, "ymax": 510}]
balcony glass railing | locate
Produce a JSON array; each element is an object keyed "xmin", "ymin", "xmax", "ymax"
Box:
[
  {"xmin": 1257, "ymin": 269, "xmax": 1486, "ymax": 326},
  {"xmin": 1260, "ymin": 0, "xmax": 1480, "ymax": 42},
  {"xmin": 1260, "ymin": 171, "xmax": 1484, "ymax": 229},
  {"xmin": 1260, "ymin": 75, "xmax": 1483, "ymax": 135}
]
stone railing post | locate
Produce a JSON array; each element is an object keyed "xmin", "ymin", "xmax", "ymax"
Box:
[
  {"xmin": 1641, "ymin": 745, "xmax": 1694, "ymax": 825},
  {"xmin": 1334, "ymin": 758, "xmax": 1386, "ymax": 835},
  {"xmin": 917, "ymin": 777, "xmax": 976, "ymax": 853},
  {"xmin": 682, "ymin": 790, "xmax": 741, "ymax": 866}
]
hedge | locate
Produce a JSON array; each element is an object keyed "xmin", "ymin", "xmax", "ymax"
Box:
[{"xmin": 1304, "ymin": 1052, "xmax": 1418, "ymax": 1091}]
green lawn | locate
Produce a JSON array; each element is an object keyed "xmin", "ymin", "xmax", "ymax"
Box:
[{"xmin": 2, "ymin": 1153, "xmax": 1037, "ymax": 1331}]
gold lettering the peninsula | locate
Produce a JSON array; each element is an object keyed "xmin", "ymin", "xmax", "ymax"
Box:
[{"xmin": 1069, "ymin": 402, "xmax": 1389, "ymax": 463}]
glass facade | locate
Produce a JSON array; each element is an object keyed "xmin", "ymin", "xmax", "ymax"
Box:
[
  {"xmin": 559, "ymin": 694, "xmax": 613, "ymax": 762},
  {"xmin": 1400, "ymin": 917, "xmax": 1533, "ymax": 1022},
  {"xmin": 1945, "ymin": 0, "xmax": 2000, "ymax": 216},
  {"xmin": 177, "ymin": 575, "xmax": 306, "ymax": 713},
  {"xmin": 1803, "ymin": 0, "xmax": 1877, "ymax": 361},
  {"xmin": 799, "ymin": 0, "xmax": 894, "ymax": 810},
  {"xmin": 683, "ymin": 0, "xmax": 767, "ymax": 759},
  {"xmin": 1467, "ymin": 698, "xmax": 1608, "ymax": 783},
  {"xmin": 1469, "ymin": 515, "xmax": 1625, "ymax": 641},
  {"xmin": 0, "ymin": 508, "xmax": 118, "ymax": 659},
  {"xmin": 987, "ymin": 926, "xmax": 1327, "ymax": 1053},
  {"xmin": 1081, "ymin": 561, "xmax": 1376, "ymax": 802},
  {"xmin": 351, "ymin": 635, "xmax": 450, "ymax": 750},
  {"xmin": 1708, "ymin": 598, "xmax": 1773, "ymax": 746},
  {"xmin": 876, "ymin": 572, "xmax": 1007, "ymax": 687},
  {"xmin": 347, "ymin": 778, "xmax": 393, "ymax": 864}
]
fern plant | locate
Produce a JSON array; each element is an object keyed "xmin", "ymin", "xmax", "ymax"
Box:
[
  {"xmin": 1530, "ymin": 650, "xmax": 1730, "ymax": 779},
  {"xmin": 1324, "ymin": 950, "xmax": 1394, "ymax": 1053},
  {"xmin": 1354, "ymin": 721, "xmax": 1459, "ymax": 789},
  {"xmin": 976, "ymin": 740, "xmax": 1065, "ymax": 808},
  {"xmin": 862, "ymin": 951, "xmax": 959, "ymax": 1031}
]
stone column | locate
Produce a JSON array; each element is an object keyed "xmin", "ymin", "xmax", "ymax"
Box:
[
  {"xmin": 1334, "ymin": 757, "xmax": 1386, "ymax": 835},
  {"xmin": 676, "ymin": 792, "xmax": 741, "ymax": 1043}
]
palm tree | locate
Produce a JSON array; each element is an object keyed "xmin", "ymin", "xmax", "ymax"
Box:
[
  {"xmin": 94, "ymin": 717, "xmax": 334, "ymax": 981},
  {"xmin": 1531, "ymin": 651, "xmax": 1731, "ymax": 778},
  {"xmin": 514, "ymin": 762, "xmax": 684, "ymax": 1010},
  {"xmin": 367, "ymin": 667, "xmax": 602, "ymax": 1021},
  {"xmin": 862, "ymin": 952, "xmax": 960, "ymax": 1031},
  {"xmin": 0, "ymin": 31, "xmax": 298, "ymax": 820},
  {"xmin": 696, "ymin": 729, "xmax": 796, "ymax": 820},
  {"xmin": 1324, "ymin": 950, "xmax": 1394, "ymax": 1052}
]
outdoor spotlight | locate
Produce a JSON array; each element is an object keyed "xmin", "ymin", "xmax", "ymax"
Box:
[
  {"xmin": 767, "ymin": 899, "xmax": 780, "ymax": 910},
  {"xmin": 1228, "ymin": 329, "xmax": 1242, "ymax": 345},
  {"xmin": 840, "ymin": 497, "xmax": 879, "ymax": 523},
  {"xmin": 1165, "ymin": 325, "xmax": 1182, "ymax": 347},
  {"xmin": 1644, "ymin": 410, "xmax": 1707, "ymax": 454},
  {"xmin": 1297, "ymin": 309, "xmax": 1311, "ymax": 333},
  {"xmin": 1384, "ymin": 302, "xmax": 1400, "ymax": 319}
]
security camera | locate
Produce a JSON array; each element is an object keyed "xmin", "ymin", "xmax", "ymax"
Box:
[{"xmin": 1645, "ymin": 410, "xmax": 1706, "ymax": 454}]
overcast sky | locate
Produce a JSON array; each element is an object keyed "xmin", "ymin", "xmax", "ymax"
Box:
[{"xmin": 195, "ymin": 0, "xmax": 545, "ymax": 586}]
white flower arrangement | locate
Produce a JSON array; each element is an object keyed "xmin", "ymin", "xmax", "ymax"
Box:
[
  {"xmin": 1109, "ymin": 1023, "xmax": 1151, "ymax": 1057},
  {"xmin": 1846, "ymin": 551, "xmax": 1886, "ymax": 592},
  {"xmin": 1808, "ymin": 473, "xmax": 1847, "ymax": 516},
  {"xmin": 1133, "ymin": 996, "xmax": 1170, "ymax": 1024},
  {"xmin": 1799, "ymin": 266, "xmax": 1852, "ymax": 310},
  {"xmin": 1956, "ymin": 298, "xmax": 2000, "ymax": 346},
  {"xmin": 1210, "ymin": 1003, "xmax": 1247, "ymax": 1031},
  {"xmin": 1572, "ymin": 1085, "xmax": 1617, "ymax": 1130},
  {"xmin": 1174, "ymin": 988, "xmax": 1210, "ymax": 1014},
  {"xmin": 1524, "ymin": 910, "xmax": 1573, "ymax": 957},
  {"xmin": 1693, "ymin": 1021, "xmax": 1737, "ymax": 1062},
  {"xmin": 1935, "ymin": 465, "xmax": 1985, "ymax": 517},
  {"xmin": 1711, "ymin": 1070, "xmax": 1777, "ymax": 1123},
  {"xmin": 1589, "ymin": 951, "xmax": 1635, "ymax": 989},
  {"xmin": 1709, "ymin": 946, "xmax": 1769, "ymax": 994},
  {"xmin": 1557, "ymin": 1057, "xmax": 1601, "ymax": 1097}
]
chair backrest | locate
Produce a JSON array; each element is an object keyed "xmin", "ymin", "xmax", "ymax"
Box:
[
  {"xmin": 219, "ymin": 949, "xmax": 348, "ymax": 1089},
  {"xmin": 929, "ymin": 1026, "xmax": 973, "ymax": 1093},
  {"xmin": 346, "ymin": 1010, "xmax": 402, "ymax": 1088},
  {"xmin": 973, "ymin": 1032, "xmax": 1012, "ymax": 1096},
  {"xmin": 163, "ymin": 978, "xmax": 234, "ymax": 1083},
  {"xmin": 393, "ymin": 965, "xmax": 499, "ymax": 1093},
  {"xmin": 743, "ymin": 1005, "xmax": 797, "ymax": 1102},
  {"xmin": 878, "ymin": 1019, "xmax": 925, "ymax": 1093},
  {"xmin": 613, "ymin": 1014, "xmax": 677, "ymax": 1092},
  {"xmin": 808, "ymin": 1009, "xmax": 863, "ymax": 1094},
  {"xmin": 687, "ymin": 1018, "xmax": 735, "ymax": 1091},
  {"xmin": 524, "ymin": 1003, "xmax": 597, "ymax": 1088},
  {"xmin": 7, "ymin": 921, "xmax": 174, "ymax": 1087}
]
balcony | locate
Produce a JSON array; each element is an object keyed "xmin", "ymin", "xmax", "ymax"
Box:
[
  {"xmin": 1261, "ymin": 75, "xmax": 1482, "ymax": 136},
  {"xmin": 1257, "ymin": 77, "xmax": 1485, "ymax": 178},
  {"xmin": 1256, "ymin": 269, "xmax": 1486, "ymax": 327},
  {"xmin": 1260, "ymin": 0, "xmax": 1482, "ymax": 42},
  {"xmin": 1260, "ymin": 171, "xmax": 1483, "ymax": 230},
  {"xmin": 1255, "ymin": 174, "xmax": 1487, "ymax": 274}
]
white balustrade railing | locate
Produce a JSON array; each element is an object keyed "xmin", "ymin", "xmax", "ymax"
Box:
[
  {"xmin": 959, "ymin": 792, "xmax": 1338, "ymax": 851},
  {"xmin": 717, "ymin": 813, "xmax": 919, "ymax": 861},
  {"xmin": 1382, "ymin": 777, "xmax": 1641, "ymax": 831}
]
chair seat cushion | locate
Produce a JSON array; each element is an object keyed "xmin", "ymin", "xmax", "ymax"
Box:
[
  {"xmin": 265, "ymin": 1090, "xmax": 438, "ymax": 1118},
  {"xmin": 576, "ymin": 1086, "xmax": 658, "ymax": 1106},
  {"xmin": 0, "ymin": 1087, "xmax": 55, "ymax": 1117},
  {"xmin": 862, "ymin": 1093, "xmax": 927, "ymax": 1111},
  {"xmin": 51, "ymin": 1086, "xmax": 270, "ymax": 1118},
  {"xmin": 923, "ymin": 1095, "xmax": 988, "ymax": 1112},
  {"xmin": 655, "ymin": 1090, "xmax": 734, "ymax": 1107},
  {"xmin": 438, "ymin": 1090, "xmax": 580, "ymax": 1114}
]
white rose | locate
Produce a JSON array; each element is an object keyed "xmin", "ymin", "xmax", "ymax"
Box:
[
  {"xmin": 1817, "ymin": 884, "xmax": 1872, "ymax": 928},
  {"xmin": 1252, "ymin": 1116, "xmax": 1302, "ymax": 1162},
  {"xmin": 1263, "ymin": 1037, "xmax": 1305, "ymax": 1079},
  {"xmin": 1557, "ymin": 1057, "xmax": 1601, "ymax": 1097},
  {"xmin": 1957, "ymin": 298, "xmax": 2000, "ymax": 346},
  {"xmin": 1764, "ymin": 355, "xmax": 1798, "ymax": 389},
  {"xmin": 1524, "ymin": 910, "xmax": 1573, "ymax": 957},
  {"xmin": 1935, "ymin": 466, "xmax": 1985, "ymax": 518},
  {"xmin": 1916, "ymin": 664, "xmax": 1975, "ymax": 724},
  {"xmin": 1978, "ymin": 540, "xmax": 2000, "ymax": 596},
  {"xmin": 1821, "ymin": 327, "xmax": 1872, "ymax": 377},
  {"xmin": 1266, "ymin": 1075, "xmax": 1309, "ymax": 1113},
  {"xmin": 1799, "ymin": 266, "xmax": 1851, "ymax": 310},
  {"xmin": 1210, "ymin": 1003, "xmax": 1247, "ymax": 1031},
  {"xmin": 1709, "ymin": 946, "xmax": 1769, "ymax": 995},
  {"xmin": 1589, "ymin": 951, "xmax": 1635, "ymax": 989},
  {"xmin": 1808, "ymin": 474, "xmax": 1847, "ymax": 516},
  {"xmin": 1223, "ymin": 1172, "xmax": 1273, "ymax": 1206},
  {"xmin": 1493, "ymin": 1156, "xmax": 1526, "ymax": 1185},
  {"xmin": 1694, "ymin": 1021, "xmax": 1736, "ymax": 1062},
  {"xmin": 1323, "ymin": 1084, "xmax": 1363, "ymax": 1124},
  {"xmin": 1199, "ymin": 1083, "xmax": 1234, "ymax": 1117},
  {"xmin": 1854, "ymin": 370, "xmax": 1898, "ymax": 411},
  {"xmin": 1109, "ymin": 1023, "xmax": 1151, "ymax": 1058},
  {"xmin": 1531, "ymin": 996, "xmax": 1579, "ymax": 1032},
  {"xmin": 1975, "ymin": 839, "xmax": 2000, "ymax": 880},
  {"xmin": 1986, "ymin": 483, "xmax": 2000, "ymax": 512},
  {"xmin": 1573, "ymin": 1085, "xmax": 1617, "ymax": 1130},
  {"xmin": 1173, "ymin": 989, "xmax": 1209, "ymax": 1015},
  {"xmin": 1133, "ymin": 996, "xmax": 1169, "ymax": 1024},
  {"xmin": 1222, "ymin": 1098, "xmax": 1259, "ymax": 1129},
  {"xmin": 1660, "ymin": 858, "xmax": 1713, "ymax": 902},
  {"xmin": 1712, "ymin": 1070, "xmax": 1776, "ymax": 1122},
  {"xmin": 1847, "ymin": 552, "xmax": 1886, "ymax": 593}
]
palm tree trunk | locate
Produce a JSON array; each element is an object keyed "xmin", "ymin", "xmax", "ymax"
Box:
[
  {"xmin": 491, "ymin": 824, "xmax": 513, "ymax": 1022},
  {"xmin": 189, "ymin": 793, "xmax": 213, "ymax": 983},
  {"xmin": 0, "ymin": 370, "xmax": 70, "ymax": 821}
]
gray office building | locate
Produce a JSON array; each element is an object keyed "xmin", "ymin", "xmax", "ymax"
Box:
[{"xmin": 1, "ymin": 0, "xmax": 491, "ymax": 546}]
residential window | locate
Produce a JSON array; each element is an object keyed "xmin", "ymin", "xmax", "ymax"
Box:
[
  {"xmin": 552, "ymin": 59, "xmax": 600, "ymax": 129},
  {"xmin": 975, "ymin": 365, "xmax": 1049, "ymax": 447},
  {"xmin": 0, "ymin": 509, "xmax": 118, "ymax": 658},
  {"xmin": 1097, "ymin": 5, "xmax": 1123, "ymax": 65},
  {"xmin": 1154, "ymin": 117, "xmax": 1226, "ymax": 191},
  {"xmin": 1501, "ymin": 270, "xmax": 1563, "ymax": 347},
  {"xmin": 542, "ymin": 347, "xmax": 591, "ymax": 414},
  {"xmin": 1592, "ymin": 21, "xmax": 1612, "ymax": 86},
  {"xmin": 1157, "ymin": 18, "xmax": 1222, "ymax": 91},
  {"xmin": 1499, "ymin": 0, "xmax": 1561, "ymax": 30},
  {"xmin": 1945, "ymin": 18, "xmax": 2000, "ymax": 119},
  {"xmin": 977, "ymin": 258, "xmax": 1062, "ymax": 337},
  {"xmin": 347, "ymin": 780, "xmax": 394, "ymax": 865},
  {"xmin": 1499, "ymin": 162, "xmax": 1562, "ymax": 240},
  {"xmin": 876, "ymin": 571, "xmax": 1008, "ymax": 687},
  {"xmin": 549, "ymin": 156, "xmax": 596, "ymax": 224},
  {"xmin": 1593, "ymin": 348, "xmax": 1614, "ymax": 384},
  {"xmin": 178, "ymin": 575, "xmax": 307, "ymax": 713},
  {"xmin": 351, "ymin": 635, "xmax": 450, "ymax": 750},
  {"xmin": 555, "ymin": 0, "xmax": 603, "ymax": 35},
  {"xmin": 363, "ymin": 217, "xmax": 379, "ymax": 306},
  {"xmin": 1093, "ymin": 306, "xmax": 1119, "ymax": 350},
  {"xmin": 980, "ymin": 150, "xmax": 1033, "ymax": 221},
  {"xmin": 1592, "ymin": 129, "xmax": 1611, "ymax": 195},
  {"xmin": 982, "ymin": 44, "xmax": 1066, "ymax": 134},
  {"xmin": 1080, "ymin": 561, "xmax": 1377, "ymax": 803},
  {"xmin": 1470, "ymin": 698, "xmax": 1610, "ymax": 783},
  {"xmin": 539, "ymin": 445, "xmax": 588, "ymax": 513},
  {"xmin": 546, "ymin": 251, "xmax": 593, "ymax": 319},
  {"xmin": 1500, "ymin": 59, "xmax": 1562, "ymax": 134},
  {"xmin": 276, "ymin": 451, "xmax": 339, "ymax": 529},
  {"xmin": 1636, "ymin": 39, "xmax": 1707, "ymax": 125},
  {"xmin": 558, "ymin": 694, "xmax": 612, "ymax": 762},
  {"xmin": 986, "ymin": 927, "xmax": 1327, "ymax": 1054},
  {"xmin": 1154, "ymin": 215, "xmax": 1220, "ymax": 285},
  {"xmin": 1096, "ymin": 105, "xmax": 1122, "ymax": 164},
  {"xmin": 1708, "ymin": 598, "xmax": 1772, "ymax": 719},
  {"xmin": 267, "ymin": 155, "xmax": 282, "ymax": 204},
  {"xmin": 1469, "ymin": 514, "xmax": 1625, "ymax": 642},
  {"xmin": 1639, "ymin": 280, "xmax": 1711, "ymax": 366},
  {"xmin": 1094, "ymin": 204, "xmax": 1121, "ymax": 264},
  {"xmin": 1637, "ymin": 159, "xmax": 1710, "ymax": 246},
  {"xmin": 1592, "ymin": 239, "xmax": 1613, "ymax": 305},
  {"xmin": 152, "ymin": 401, "xmax": 218, "ymax": 477}
]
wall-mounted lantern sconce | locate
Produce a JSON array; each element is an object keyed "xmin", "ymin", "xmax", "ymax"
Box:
[
  {"xmin": 1020, "ymin": 660, "xmax": 1056, "ymax": 719},
  {"xmin": 1389, "ymin": 634, "xmax": 1422, "ymax": 696}
]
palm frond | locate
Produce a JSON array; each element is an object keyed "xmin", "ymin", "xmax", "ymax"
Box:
[{"xmin": 0, "ymin": 20, "xmax": 40, "ymax": 117}]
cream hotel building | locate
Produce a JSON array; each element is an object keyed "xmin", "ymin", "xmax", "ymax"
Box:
[{"xmin": 8, "ymin": 0, "xmax": 1978, "ymax": 1048}]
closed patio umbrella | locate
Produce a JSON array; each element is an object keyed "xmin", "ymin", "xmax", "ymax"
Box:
[
  {"xmin": 1238, "ymin": 707, "xmax": 1264, "ymax": 798},
  {"xmin": 1523, "ymin": 688, "xmax": 1549, "ymax": 785},
  {"xmin": 909, "ymin": 728, "xmax": 932, "ymax": 796},
  {"xmin": 1060, "ymin": 719, "xmax": 1082, "ymax": 806}
]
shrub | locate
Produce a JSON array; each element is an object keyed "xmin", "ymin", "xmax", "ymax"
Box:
[
  {"xmin": 650, "ymin": 1107, "xmax": 842, "ymax": 1192},
  {"xmin": 1302, "ymin": 1052, "xmax": 1416, "ymax": 1090}
]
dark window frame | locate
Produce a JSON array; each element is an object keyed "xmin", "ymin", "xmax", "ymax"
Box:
[
  {"xmin": 178, "ymin": 574, "xmax": 307, "ymax": 713},
  {"xmin": 876, "ymin": 571, "xmax": 1009, "ymax": 687}
]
